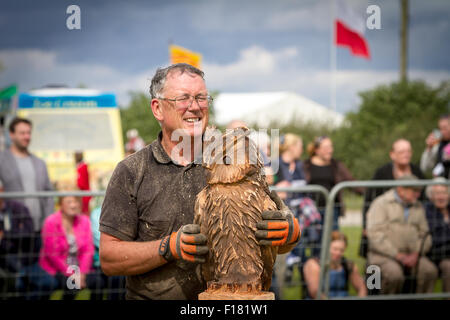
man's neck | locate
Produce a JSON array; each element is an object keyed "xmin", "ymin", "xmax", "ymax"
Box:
[
  {"xmin": 393, "ymin": 162, "xmax": 411, "ymax": 177},
  {"xmin": 394, "ymin": 189, "xmax": 414, "ymax": 208},
  {"xmin": 10, "ymin": 145, "xmax": 29, "ymax": 158},
  {"xmin": 161, "ymin": 131, "xmax": 203, "ymax": 166}
]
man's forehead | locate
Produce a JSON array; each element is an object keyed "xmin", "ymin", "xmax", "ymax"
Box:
[
  {"xmin": 166, "ymin": 69, "xmax": 204, "ymax": 83},
  {"xmin": 439, "ymin": 118, "xmax": 450, "ymax": 127},
  {"xmin": 432, "ymin": 184, "xmax": 448, "ymax": 191},
  {"xmin": 392, "ymin": 140, "xmax": 411, "ymax": 152},
  {"xmin": 162, "ymin": 70, "xmax": 206, "ymax": 97},
  {"xmin": 14, "ymin": 123, "xmax": 32, "ymax": 131}
]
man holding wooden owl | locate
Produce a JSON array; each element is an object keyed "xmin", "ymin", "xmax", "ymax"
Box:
[{"xmin": 99, "ymin": 63, "xmax": 300, "ymax": 300}]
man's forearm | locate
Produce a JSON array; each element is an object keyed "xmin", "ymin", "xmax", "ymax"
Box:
[
  {"xmin": 100, "ymin": 233, "xmax": 167, "ymax": 276},
  {"xmin": 420, "ymin": 146, "xmax": 437, "ymax": 172}
]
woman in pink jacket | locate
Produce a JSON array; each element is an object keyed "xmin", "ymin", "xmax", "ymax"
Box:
[{"xmin": 18, "ymin": 194, "xmax": 94, "ymax": 300}]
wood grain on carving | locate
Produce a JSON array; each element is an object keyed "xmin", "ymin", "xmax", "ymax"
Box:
[{"xmin": 195, "ymin": 127, "xmax": 278, "ymax": 299}]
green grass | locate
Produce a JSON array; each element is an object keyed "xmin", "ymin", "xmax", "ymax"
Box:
[
  {"xmin": 342, "ymin": 226, "xmax": 365, "ymax": 296},
  {"xmin": 343, "ymin": 191, "xmax": 364, "ymax": 211},
  {"xmin": 281, "ymin": 225, "xmax": 444, "ymax": 299},
  {"xmin": 50, "ymin": 289, "xmax": 93, "ymax": 300},
  {"xmin": 281, "ymin": 226, "xmax": 364, "ymax": 300}
]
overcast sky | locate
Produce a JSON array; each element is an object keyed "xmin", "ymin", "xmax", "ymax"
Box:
[{"xmin": 0, "ymin": 0, "xmax": 449, "ymax": 114}]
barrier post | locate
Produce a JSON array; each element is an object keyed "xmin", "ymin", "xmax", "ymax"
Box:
[{"xmin": 317, "ymin": 179, "xmax": 450, "ymax": 300}]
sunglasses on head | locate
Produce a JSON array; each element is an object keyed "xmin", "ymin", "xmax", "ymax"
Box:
[{"xmin": 314, "ymin": 135, "xmax": 328, "ymax": 147}]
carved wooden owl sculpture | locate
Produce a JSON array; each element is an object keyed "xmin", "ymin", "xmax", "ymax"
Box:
[{"xmin": 194, "ymin": 126, "xmax": 278, "ymax": 296}]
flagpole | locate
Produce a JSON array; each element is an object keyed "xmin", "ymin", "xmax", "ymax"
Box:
[
  {"xmin": 318, "ymin": 0, "xmax": 337, "ymax": 300},
  {"xmin": 330, "ymin": 0, "xmax": 337, "ymax": 112}
]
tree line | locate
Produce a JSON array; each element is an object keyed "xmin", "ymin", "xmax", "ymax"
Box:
[{"xmin": 120, "ymin": 80, "xmax": 450, "ymax": 180}]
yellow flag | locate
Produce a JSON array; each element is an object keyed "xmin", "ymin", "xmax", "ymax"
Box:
[{"xmin": 169, "ymin": 45, "xmax": 202, "ymax": 69}]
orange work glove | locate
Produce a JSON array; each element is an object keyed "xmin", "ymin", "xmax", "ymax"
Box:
[
  {"xmin": 255, "ymin": 191, "xmax": 301, "ymax": 246},
  {"xmin": 158, "ymin": 224, "xmax": 208, "ymax": 263}
]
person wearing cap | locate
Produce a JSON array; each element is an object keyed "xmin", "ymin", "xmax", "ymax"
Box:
[
  {"xmin": 366, "ymin": 174, "xmax": 438, "ymax": 294},
  {"xmin": 359, "ymin": 138, "xmax": 425, "ymax": 258}
]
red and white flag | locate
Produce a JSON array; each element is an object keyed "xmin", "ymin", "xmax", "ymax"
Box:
[{"xmin": 335, "ymin": 0, "xmax": 370, "ymax": 59}]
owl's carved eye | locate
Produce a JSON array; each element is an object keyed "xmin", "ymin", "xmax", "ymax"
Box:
[{"xmin": 223, "ymin": 155, "xmax": 232, "ymax": 165}]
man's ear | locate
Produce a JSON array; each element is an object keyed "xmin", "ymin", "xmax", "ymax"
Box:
[
  {"xmin": 389, "ymin": 151, "xmax": 395, "ymax": 162},
  {"xmin": 151, "ymin": 98, "xmax": 164, "ymax": 122}
]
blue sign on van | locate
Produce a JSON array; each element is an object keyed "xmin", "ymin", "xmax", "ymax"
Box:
[{"xmin": 19, "ymin": 93, "xmax": 117, "ymax": 109}]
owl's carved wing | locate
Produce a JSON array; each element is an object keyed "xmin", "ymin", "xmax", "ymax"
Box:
[
  {"xmin": 261, "ymin": 191, "xmax": 278, "ymax": 291},
  {"xmin": 194, "ymin": 188, "xmax": 214, "ymax": 283}
]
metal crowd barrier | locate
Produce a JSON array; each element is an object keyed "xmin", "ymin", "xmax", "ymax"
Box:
[
  {"xmin": 2, "ymin": 182, "xmax": 450, "ymax": 300},
  {"xmin": 269, "ymin": 185, "xmax": 329, "ymax": 298},
  {"xmin": 0, "ymin": 190, "xmax": 128, "ymax": 300},
  {"xmin": 2, "ymin": 187, "xmax": 330, "ymax": 300},
  {"xmin": 0, "ymin": 190, "xmax": 106, "ymax": 199},
  {"xmin": 317, "ymin": 179, "xmax": 450, "ymax": 300}
]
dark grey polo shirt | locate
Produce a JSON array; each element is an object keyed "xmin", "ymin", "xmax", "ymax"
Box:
[{"xmin": 100, "ymin": 132, "xmax": 207, "ymax": 300}]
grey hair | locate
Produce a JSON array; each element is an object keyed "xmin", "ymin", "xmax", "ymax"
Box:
[
  {"xmin": 425, "ymin": 177, "xmax": 450, "ymax": 200},
  {"xmin": 149, "ymin": 63, "xmax": 205, "ymax": 99}
]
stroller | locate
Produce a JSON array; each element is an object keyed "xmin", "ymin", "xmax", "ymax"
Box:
[{"xmin": 284, "ymin": 197, "xmax": 322, "ymax": 285}]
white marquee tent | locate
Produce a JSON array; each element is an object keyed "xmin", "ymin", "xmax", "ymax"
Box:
[{"xmin": 213, "ymin": 92, "xmax": 345, "ymax": 128}]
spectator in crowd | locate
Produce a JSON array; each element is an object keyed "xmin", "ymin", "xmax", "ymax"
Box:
[
  {"xmin": 425, "ymin": 178, "xmax": 450, "ymax": 292},
  {"xmin": 303, "ymin": 135, "xmax": 363, "ymax": 231},
  {"xmin": 0, "ymin": 178, "xmax": 34, "ymax": 295},
  {"xmin": 272, "ymin": 134, "xmax": 305, "ymax": 289},
  {"xmin": 99, "ymin": 63, "xmax": 299, "ymax": 299},
  {"xmin": 87, "ymin": 205, "xmax": 125, "ymax": 300},
  {"xmin": 249, "ymin": 130, "xmax": 273, "ymax": 185},
  {"xmin": 360, "ymin": 138, "xmax": 425, "ymax": 258},
  {"xmin": 17, "ymin": 189, "xmax": 94, "ymax": 300},
  {"xmin": 366, "ymin": 174, "xmax": 438, "ymax": 294},
  {"xmin": 74, "ymin": 151, "xmax": 91, "ymax": 215},
  {"xmin": 0, "ymin": 117, "xmax": 54, "ymax": 264},
  {"xmin": 303, "ymin": 231, "xmax": 367, "ymax": 299},
  {"xmin": 274, "ymin": 133, "xmax": 306, "ymax": 201},
  {"xmin": 125, "ymin": 129, "xmax": 146, "ymax": 153},
  {"xmin": 421, "ymin": 114, "xmax": 450, "ymax": 178},
  {"xmin": 274, "ymin": 134, "xmax": 321, "ymax": 260}
]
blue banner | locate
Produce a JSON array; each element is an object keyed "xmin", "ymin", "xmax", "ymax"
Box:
[{"xmin": 18, "ymin": 93, "xmax": 117, "ymax": 109}]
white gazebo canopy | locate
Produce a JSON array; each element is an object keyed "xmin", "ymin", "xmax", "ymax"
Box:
[{"xmin": 213, "ymin": 91, "xmax": 344, "ymax": 128}]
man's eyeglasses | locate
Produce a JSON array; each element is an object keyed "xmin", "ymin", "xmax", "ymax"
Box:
[{"xmin": 157, "ymin": 94, "xmax": 213, "ymax": 110}]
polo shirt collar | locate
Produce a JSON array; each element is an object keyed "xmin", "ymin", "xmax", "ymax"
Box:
[
  {"xmin": 151, "ymin": 132, "xmax": 172, "ymax": 164},
  {"xmin": 151, "ymin": 131, "xmax": 204, "ymax": 166}
]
